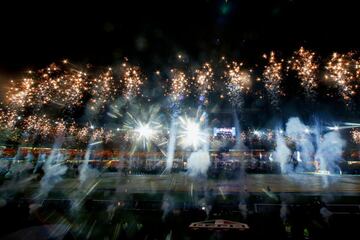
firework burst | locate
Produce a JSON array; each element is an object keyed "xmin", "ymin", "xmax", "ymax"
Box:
[
  {"xmin": 39, "ymin": 64, "xmax": 88, "ymax": 108},
  {"xmin": 54, "ymin": 119, "xmax": 67, "ymax": 136},
  {"xmin": 193, "ymin": 63, "xmax": 213, "ymax": 103},
  {"xmin": 91, "ymin": 128, "xmax": 105, "ymax": 141},
  {"xmin": 0, "ymin": 109, "xmax": 19, "ymax": 129},
  {"xmin": 120, "ymin": 62, "xmax": 144, "ymax": 100},
  {"xmin": 263, "ymin": 51, "xmax": 283, "ymax": 106},
  {"xmin": 123, "ymin": 112, "xmax": 162, "ymax": 151},
  {"xmin": 178, "ymin": 113, "xmax": 208, "ymax": 149},
  {"xmin": 4, "ymin": 61, "xmax": 90, "ymax": 117},
  {"xmin": 89, "ymin": 68, "xmax": 116, "ymax": 111},
  {"xmin": 168, "ymin": 69, "xmax": 189, "ymax": 102},
  {"xmin": 6, "ymin": 78, "xmax": 35, "ymax": 110},
  {"xmin": 351, "ymin": 129, "xmax": 360, "ymax": 144},
  {"xmin": 325, "ymin": 52, "xmax": 359, "ymax": 102},
  {"xmin": 23, "ymin": 115, "xmax": 53, "ymax": 137},
  {"xmin": 76, "ymin": 126, "xmax": 90, "ymax": 143},
  {"xmin": 223, "ymin": 61, "xmax": 251, "ymax": 106},
  {"xmin": 288, "ymin": 47, "xmax": 319, "ymax": 97}
]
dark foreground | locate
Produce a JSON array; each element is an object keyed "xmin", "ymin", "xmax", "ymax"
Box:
[{"xmin": 1, "ymin": 173, "xmax": 360, "ymax": 239}]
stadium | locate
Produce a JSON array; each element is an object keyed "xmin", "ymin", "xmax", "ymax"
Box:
[{"xmin": 1, "ymin": 0, "xmax": 360, "ymax": 239}]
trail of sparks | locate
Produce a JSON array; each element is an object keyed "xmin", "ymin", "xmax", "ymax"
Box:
[
  {"xmin": 120, "ymin": 61, "xmax": 144, "ymax": 100},
  {"xmin": 193, "ymin": 63, "xmax": 213, "ymax": 104},
  {"xmin": 263, "ymin": 52, "xmax": 283, "ymax": 106},
  {"xmin": 288, "ymin": 47, "xmax": 319, "ymax": 97},
  {"xmin": 89, "ymin": 68, "xmax": 116, "ymax": 111},
  {"xmin": 351, "ymin": 129, "xmax": 360, "ymax": 144},
  {"xmin": 168, "ymin": 69, "xmax": 189, "ymax": 102},
  {"xmin": 223, "ymin": 61, "xmax": 251, "ymax": 106},
  {"xmin": 325, "ymin": 52, "xmax": 359, "ymax": 103},
  {"xmin": 1, "ymin": 51, "xmax": 360, "ymax": 146}
]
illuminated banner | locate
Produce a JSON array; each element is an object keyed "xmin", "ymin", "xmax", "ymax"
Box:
[{"xmin": 213, "ymin": 127, "xmax": 236, "ymax": 137}]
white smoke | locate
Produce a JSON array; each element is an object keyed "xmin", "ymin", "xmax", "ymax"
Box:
[
  {"xmin": 273, "ymin": 130, "xmax": 291, "ymax": 173},
  {"xmin": 37, "ymin": 149, "xmax": 67, "ymax": 199},
  {"xmin": 276, "ymin": 117, "xmax": 346, "ymax": 177},
  {"xmin": 33, "ymin": 153, "xmax": 46, "ymax": 174},
  {"xmin": 286, "ymin": 117, "xmax": 315, "ymax": 166},
  {"xmin": 187, "ymin": 150, "xmax": 210, "ymax": 177},
  {"xmin": 315, "ymin": 131, "xmax": 345, "ymax": 173},
  {"xmin": 71, "ymin": 144, "xmax": 100, "ymax": 211},
  {"xmin": 166, "ymin": 119, "xmax": 177, "ymax": 171},
  {"xmin": 233, "ymin": 109, "xmax": 246, "ymax": 150},
  {"xmin": 78, "ymin": 146, "xmax": 99, "ymax": 187}
]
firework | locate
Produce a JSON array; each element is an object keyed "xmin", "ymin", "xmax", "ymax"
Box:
[
  {"xmin": 68, "ymin": 122, "xmax": 78, "ymax": 136},
  {"xmin": 91, "ymin": 128, "xmax": 105, "ymax": 141},
  {"xmin": 6, "ymin": 78, "xmax": 35, "ymax": 109},
  {"xmin": 351, "ymin": 129, "xmax": 360, "ymax": 144},
  {"xmin": 123, "ymin": 112, "xmax": 162, "ymax": 150},
  {"xmin": 263, "ymin": 51, "xmax": 283, "ymax": 106},
  {"xmin": 76, "ymin": 126, "xmax": 90, "ymax": 143},
  {"xmin": 193, "ymin": 63, "xmax": 213, "ymax": 103},
  {"xmin": 288, "ymin": 47, "xmax": 319, "ymax": 96},
  {"xmin": 2, "ymin": 50, "xmax": 360, "ymax": 148},
  {"xmin": 356, "ymin": 59, "xmax": 360, "ymax": 79},
  {"xmin": 120, "ymin": 62, "xmax": 144, "ymax": 100},
  {"xmin": 23, "ymin": 115, "xmax": 53, "ymax": 137},
  {"xmin": 224, "ymin": 61, "xmax": 251, "ymax": 106},
  {"xmin": 130, "ymin": 120, "xmax": 161, "ymax": 150},
  {"xmin": 0, "ymin": 109, "xmax": 19, "ymax": 129},
  {"xmin": 178, "ymin": 113, "xmax": 208, "ymax": 149},
  {"xmin": 90, "ymin": 68, "xmax": 116, "ymax": 111},
  {"xmin": 5, "ymin": 62, "xmax": 89, "ymax": 114},
  {"xmin": 325, "ymin": 52, "xmax": 359, "ymax": 102},
  {"xmin": 54, "ymin": 119, "xmax": 67, "ymax": 136},
  {"xmin": 40, "ymin": 64, "xmax": 88, "ymax": 107},
  {"xmin": 168, "ymin": 69, "xmax": 189, "ymax": 102}
]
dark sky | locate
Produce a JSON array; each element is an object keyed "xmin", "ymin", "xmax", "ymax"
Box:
[
  {"xmin": 0, "ymin": 0, "xmax": 359, "ymax": 77},
  {"xmin": 0, "ymin": 0, "xmax": 359, "ymax": 127}
]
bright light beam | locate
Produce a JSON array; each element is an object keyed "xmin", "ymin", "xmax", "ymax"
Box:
[
  {"xmin": 178, "ymin": 117, "xmax": 207, "ymax": 149},
  {"xmin": 135, "ymin": 123, "xmax": 155, "ymax": 140}
]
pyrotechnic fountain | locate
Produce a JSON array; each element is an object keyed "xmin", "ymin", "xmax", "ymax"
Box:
[
  {"xmin": 178, "ymin": 113, "xmax": 211, "ymax": 177},
  {"xmin": 1, "ymin": 0, "xmax": 360, "ymax": 236},
  {"xmin": 182, "ymin": 63, "xmax": 213, "ymax": 177},
  {"xmin": 222, "ymin": 60, "xmax": 251, "ymax": 150},
  {"xmin": 1, "ymin": 47, "xmax": 358, "ymax": 150},
  {"xmin": 165, "ymin": 69, "xmax": 188, "ymax": 170},
  {"xmin": 1, "ymin": 47, "xmax": 360, "ymax": 221}
]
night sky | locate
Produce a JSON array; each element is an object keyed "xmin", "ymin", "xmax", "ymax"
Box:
[
  {"xmin": 0, "ymin": 0, "xmax": 359, "ymax": 125},
  {"xmin": 0, "ymin": 0, "xmax": 358, "ymax": 75}
]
